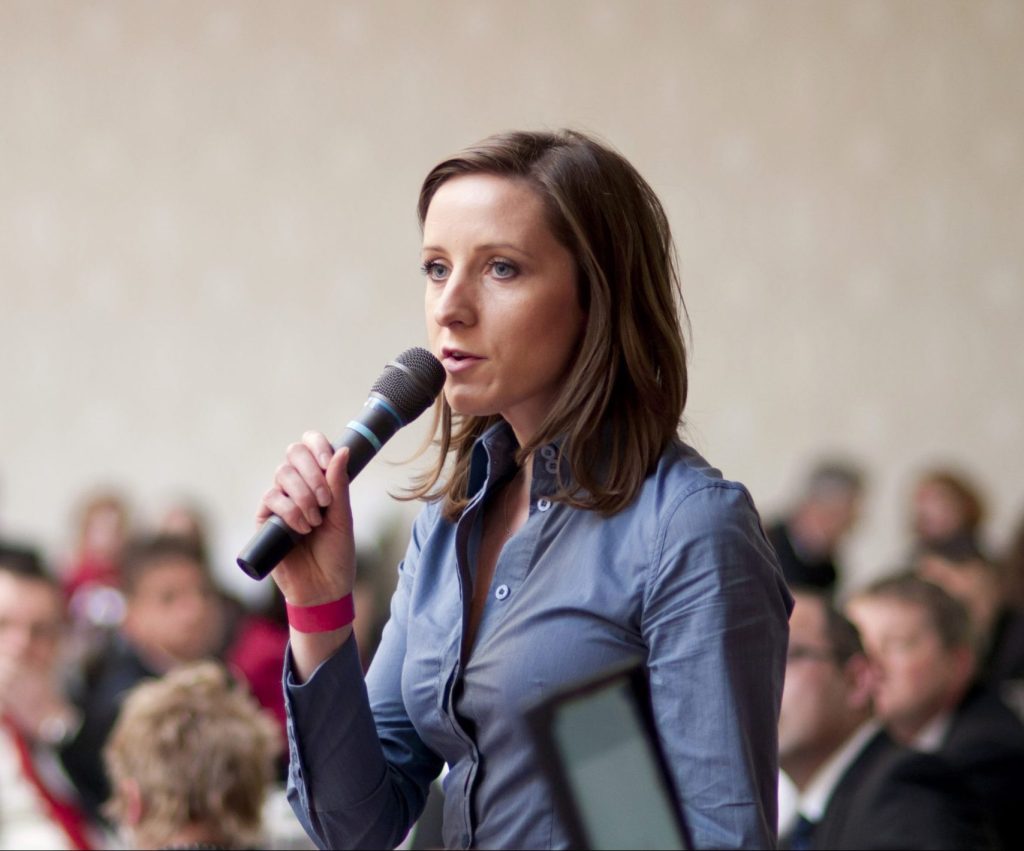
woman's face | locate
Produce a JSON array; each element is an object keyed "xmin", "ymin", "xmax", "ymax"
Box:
[
  {"xmin": 912, "ymin": 480, "xmax": 968, "ymax": 542},
  {"xmin": 422, "ymin": 174, "xmax": 585, "ymax": 444}
]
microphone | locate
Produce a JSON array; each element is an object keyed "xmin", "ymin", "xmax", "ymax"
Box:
[{"xmin": 237, "ymin": 346, "xmax": 446, "ymax": 581}]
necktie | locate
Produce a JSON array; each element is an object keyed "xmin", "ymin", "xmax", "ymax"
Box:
[{"xmin": 788, "ymin": 813, "xmax": 816, "ymax": 851}]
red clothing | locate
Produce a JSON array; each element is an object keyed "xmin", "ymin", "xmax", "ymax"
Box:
[
  {"xmin": 1, "ymin": 715, "xmax": 93, "ymax": 850},
  {"xmin": 226, "ymin": 615, "xmax": 289, "ymax": 733}
]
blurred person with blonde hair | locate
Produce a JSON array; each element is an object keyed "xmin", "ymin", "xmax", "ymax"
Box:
[{"xmin": 103, "ymin": 661, "xmax": 281, "ymax": 850}]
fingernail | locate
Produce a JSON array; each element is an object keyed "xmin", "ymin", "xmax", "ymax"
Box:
[
  {"xmin": 316, "ymin": 487, "xmax": 330, "ymax": 507},
  {"xmin": 319, "ymin": 452, "xmax": 332, "ymax": 469}
]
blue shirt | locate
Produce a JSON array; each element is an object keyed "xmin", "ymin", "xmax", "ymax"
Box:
[{"xmin": 285, "ymin": 422, "xmax": 792, "ymax": 849}]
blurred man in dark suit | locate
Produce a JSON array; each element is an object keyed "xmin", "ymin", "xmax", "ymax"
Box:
[
  {"xmin": 779, "ymin": 589, "xmax": 991, "ymax": 850},
  {"xmin": 848, "ymin": 574, "xmax": 1024, "ymax": 849}
]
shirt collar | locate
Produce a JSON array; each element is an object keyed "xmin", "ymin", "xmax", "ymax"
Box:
[
  {"xmin": 797, "ymin": 720, "xmax": 880, "ymax": 823},
  {"xmin": 469, "ymin": 421, "xmax": 567, "ymax": 499},
  {"xmin": 910, "ymin": 711, "xmax": 953, "ymax": 753}
]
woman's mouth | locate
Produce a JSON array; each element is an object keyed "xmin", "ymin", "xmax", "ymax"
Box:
[{"xmin": 441, "ymin": 348, "xmax": 484, "ymax": 372}]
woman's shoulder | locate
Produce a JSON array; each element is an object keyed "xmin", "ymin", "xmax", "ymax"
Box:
[{"xmin": 645, "ymin": 437, "xmax": 758, "ymax": 514}]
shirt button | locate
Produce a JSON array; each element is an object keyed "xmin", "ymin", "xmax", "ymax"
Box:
[
  {"xmin": 494, "ymin": 584, "xmax": 510, "ymax": 601},
  {"xmin": 545, "ymin": 459, "xmax": 558, "ymax": 474},
  {"xmin": 541, "ymin": 445, "xmax": 557, "ymax": 460},
  {"xmin": 537, "ymin": 497, "xmax": 552, "ymax": 512}
]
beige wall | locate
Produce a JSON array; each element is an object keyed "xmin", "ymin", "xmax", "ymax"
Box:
[{"xmin": 2, "ymin": 0, "xmax": 1022, "ymax": 599}]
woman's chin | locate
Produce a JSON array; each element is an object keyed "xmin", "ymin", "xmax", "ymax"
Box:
[{"xmin": 445, "ymin": 391, "xmax": 499, "ymax": 420}]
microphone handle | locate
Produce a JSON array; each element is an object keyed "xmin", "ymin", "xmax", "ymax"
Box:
[{"xmin": 236, "ymin": 396, "xmax": 404, "ymax": 581}]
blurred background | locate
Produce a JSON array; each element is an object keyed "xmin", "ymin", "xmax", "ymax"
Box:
[{"xmin": 2, "ymin": 0, "xmax": 1022, "ymax": 602}]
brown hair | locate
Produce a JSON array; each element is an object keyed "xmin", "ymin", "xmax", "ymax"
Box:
[
  {"xmin": 103, "ymin": 662, "xmax": 280, "ymax": 849},
  {"xmin": 855, "ymin": 573, "xmax": 973, "ymax": 651},
  {"xmin": 120, "ymin": 534, "xmax": 210, "ymax": 596},
  {"xmin": 915, "ymin": 469, "xmax": 986, "ymax": 535},
  {"xmin": 408, "ymin": 129, "xmax": 688, "ymax": 520},
  {"xmin": 792, "ymin": 588, "xmax": 865, "ymax": 665}
]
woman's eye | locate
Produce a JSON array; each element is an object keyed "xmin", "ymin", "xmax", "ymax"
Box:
[
  {"xmin": 490, "ymin": 260, "xmax": 517, "ymax": 279},
  {"xmin": 421, "ymin": 261, "xmax": 448, "ymax": 281}
]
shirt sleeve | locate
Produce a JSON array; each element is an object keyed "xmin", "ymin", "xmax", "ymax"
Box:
[
  {"xmin": 642, "ymin": 482, "xmax": 793, "ymax": 850},
  {"xmin": 284, "ymin": 505, "xmax": 445, "ymax": 850}
]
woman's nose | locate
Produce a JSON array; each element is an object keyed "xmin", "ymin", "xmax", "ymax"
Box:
[{"xmin": 431, "ymin": 269, "xmax": 476, "ymax": 328}]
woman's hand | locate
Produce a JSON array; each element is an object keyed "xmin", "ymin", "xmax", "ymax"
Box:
[{"xmin": 257, "ymin": 431, "xmax": 356, "ymax": 607}]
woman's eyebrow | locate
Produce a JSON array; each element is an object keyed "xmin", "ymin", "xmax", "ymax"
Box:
[{"xmin": 420, "ymin": 241, "xmax": 535, "ymax": 259}]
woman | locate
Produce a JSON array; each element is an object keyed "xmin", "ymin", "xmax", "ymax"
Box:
[{"xmin": 260, "ymin": 130, "xmax": 792, "ymax": 849}]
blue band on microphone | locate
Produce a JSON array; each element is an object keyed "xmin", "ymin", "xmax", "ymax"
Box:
[
  {"xmin": 366, "ymin": 395, "xmax": 405, "ymax": 426},
  {"xmin": 347, "ymin": 420, "xmax": 382, "ymax": 452}
]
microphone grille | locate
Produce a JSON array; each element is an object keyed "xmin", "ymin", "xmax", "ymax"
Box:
[{"xmin": 371, "ymin": 347, "xmax": 446, "ymax": 422}]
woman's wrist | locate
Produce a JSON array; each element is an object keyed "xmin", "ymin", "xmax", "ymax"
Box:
[
  {"xmin": 289, "ymin": 624, "xmax": 353, "ymax": 684},
  {"xmin": 286, "ymin": 593, "xmax": 356, "ymax": 633}
]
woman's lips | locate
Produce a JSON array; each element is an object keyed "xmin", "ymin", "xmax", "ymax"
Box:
[{"xmin": 441, "ymin": 348, "xmax": 485, "ymax": 373}]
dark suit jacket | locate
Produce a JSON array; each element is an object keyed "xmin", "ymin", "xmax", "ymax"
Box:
[
  {"xmin": 59, "ymin": 633, "xmax": 157, "ymax": 821},
  {"xmin": 766, "ymin": 521, "xmax": 838, "ymax": 593},
  {"xmin": 939, "ymin": 684, "xmax": 1024, "ymax": 849},
  {"xmin": 782, "ymin": 728, "xmax": 993, "ymax": 850}
]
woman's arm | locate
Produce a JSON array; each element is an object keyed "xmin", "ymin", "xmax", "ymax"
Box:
[
  {"xmin": 284, "ymin": 505, "xmax": 444, "ymax": 850},
  {"xmin": 642, "ymin": 482, "xmax": 792, "ymax": 850},
  {"xmin": 254, "ymin": 432, "xmax": 442, "ymax": 848}
]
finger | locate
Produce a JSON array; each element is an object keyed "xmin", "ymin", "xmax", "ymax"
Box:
[
  {"xmin": 287, "ymin": 440, "xmax": 332, "ymax": 508},
  {"xmin": 302, "ymin": 430, "xmax": 336, "ymax": 471},
  {"xmin": 275, "ymin": 463, "xmax": 324, "ymax": 528},
  {"xmin": 261, "ymin": 486, "xmax": 313, "ymax": 535},
  {"xmin": 323, "ymin": 446, "xmax": 354, "ymax": 532}
]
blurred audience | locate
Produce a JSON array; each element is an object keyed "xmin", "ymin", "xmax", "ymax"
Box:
[
  {"xmin": 1003, "ymin": 508, "xmax": 1024, "ymax": 611},
  {"xmin": 778, "ymin": 588, "xmax": 989, "ymax": 850},
  {"xmin": 61, "ymin": 534, "xmax": 226, "ymax": 821},
  {"xmin": 847, "ymin": 575, "xmax": 1024, "ymax": 849},
  {"xmin": 909, "ymin": 468, "xmax": 986, "ymax": 559},
  {"xmin": 103, "ymin": 661, "xmax": 280, "ymax": 850},
  {"xmin": 61, "ymin": 491, "xmax": 131, "ymax": 630},
  {"xmin": 767, "ymin": 460, "xmax": 864, "ymax": 594},
  {"xmin": 915, "ymin": 537, "xmax": 1024, "ymax": 695},
  {"xmin": 14, "ymin": 462, "xmax": 1023, "ymax": 851},
  {"xmin": 224, "ymin": 592, "xmax": 289, "ymax": 755},
  {"xmin": 0, "ymin": 547, "xmax": 98, "ymax": 850},
  {"xmin": 156, "ymin": 497, "xmax": 212, "ymax": 564}
]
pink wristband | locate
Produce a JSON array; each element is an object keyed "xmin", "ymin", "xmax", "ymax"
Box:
[{"xmin": 286, "ymin": 594, "xmax": 355, "ymax": 633}]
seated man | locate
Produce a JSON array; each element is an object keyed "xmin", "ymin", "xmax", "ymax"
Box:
[
  {"xmin": 103, "ymin": 661, "xmax": 280, "ymax": 849},
  {"xmin": 779, "ymin": 588, "xmax": 990, "ymax": 850},
  {"xmin": 0, "ymin": 546, "xmax": 96, "ymax": 850},
  {"xmin": 60, "ymin": 534, "xmax": 226, "ymax": 820},
  {"xmin": 847, "ymin": 574, "xmax": 1024, "ymax": 849}
]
